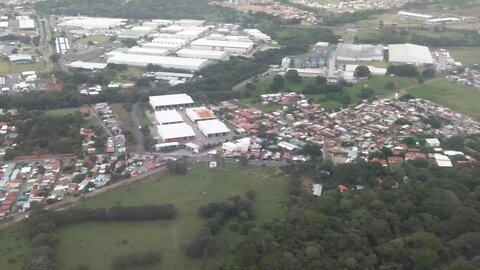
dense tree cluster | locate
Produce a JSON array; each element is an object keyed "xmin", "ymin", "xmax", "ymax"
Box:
[
  {"xmin": 49, "ymin": 204, "xmax": 177, "ymax": 225},
  {"xmin": 166, "ymin": 158, "xmax": 189, "ymax": 174},
  {"xmin": 387, "ymin": 65, "xmax": 420, "ymax": 77},
  {"xmin": 112, "ymin": 250, "xmax": 161, "ymax": 269},
  {"xmin": 228, "ymin": 159, "xmax": 480, "ymax": 269},
  {"xmin": 6, "ymin": 112, "xmax": 84, "ymax": 159},
  {"xmin": 358, "ymin": 28, "xmax": 480, "ymax": 47},
  {"xmin": 23, "ymin": 207, "xmax": 58, "ymax": 270},
  {"xmin": 185, "ymin": 192, "xmax": 256, "ymax": 258}
]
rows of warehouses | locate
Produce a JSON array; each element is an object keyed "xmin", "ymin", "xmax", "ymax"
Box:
[
  {"xmin": 107, "ymin": 19, "xmax": 270, "ymax": 71},
  {"xmin": 148, "ymin": 94, "xmax": 231, "ymax": 148},
  {"xmin": 57, "ymin": 17, "xmax": 271, "ymax": 72}
]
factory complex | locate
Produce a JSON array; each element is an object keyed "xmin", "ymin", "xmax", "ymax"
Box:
[
  {"xmin": 148, "ymin": 94, "xmax": 231, "ymax": 144},
  {"xmin": 55, "ymin": 16, "xmax": 272, "ymax": 73}
]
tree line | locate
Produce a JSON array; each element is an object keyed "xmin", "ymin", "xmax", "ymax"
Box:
[
  {"xmin": 22, "ymin": 203, "xmax": 176, "ymax": 270},
  {"xmin": 48, "ymin": 204, "xmax": 177, "ymax": 225}
]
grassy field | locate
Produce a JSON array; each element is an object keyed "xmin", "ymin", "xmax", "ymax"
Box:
[
  {"xmin": 448, "ymin": 47, "xmax": 480, "ymax": 67},
  {"xmin": 0, "ymin": 225, "xmax": 30, "ymax": 270},
  {"xmin": 247, "ymin": 75, "xmax": 418, "ymax": 112},
  {"xmin": 114, "ymin": 67, "xmax": 146, "ymax": 83},
  {"xmin": 110, "ymin": 103, "xmax": 134, "ymax": 133},
  {"xmin": 75, "ymin": 35, "xmax": 109, "ymax": 44},
  {"xmin": 408, "ymin": 79, "xmax": 480, "ymax": 119},
  {"xmin": 53, "ymin": 164, "xmax": 288, "ymax": 270},
  {"xmin": 43, "ymin": 107, "xmax": 79, "ymax": 116},
  {"xmin": 0, "ymin": 61, "xmax": 46, "ymax": 75}
]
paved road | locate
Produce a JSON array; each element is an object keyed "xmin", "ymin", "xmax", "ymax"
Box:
[
  {"xmin": 130, "ymin": 100, "xmax": 146, "ymax": 154},
  {"xmin": 36, "ymin": 15, "xmax": 53, "ymax": 71}
]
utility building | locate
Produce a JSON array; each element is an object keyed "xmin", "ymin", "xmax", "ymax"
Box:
[
  {"xmin": 186, "ymin": 107, "xmax": 216, "ymax": 122},
  {"xmin": 149, "ymin": 94, "xmax": 194, "ymax": 111}
]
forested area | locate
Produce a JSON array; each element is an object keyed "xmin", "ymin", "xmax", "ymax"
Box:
[
  {"xmin": 35, "ymin": 0, "xmax": 230, "ymax": 20},
  {"xmin": 6, "ymin": 112, "xmax": 84, "ymax": 159},
  {"xmin": 221, "ymin": 160, "xmax": 480, "ymax": 270},
  {"xmin": 358, "ymin": 28, "xmax": 480, "ymax": 47}
]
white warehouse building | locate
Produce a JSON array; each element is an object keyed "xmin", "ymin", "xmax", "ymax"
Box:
[
  {"xmin": 188, "ymin": 39, "xmax": 255, "ymax": 55},
  {"xmin": 197, "ymin": 119, "xmax": 230, "ymax": 138},
  {"xmin": 154, "ymin": 110, "xmax": 184, "ymax": 125},
  {"xmin": 152, "ymin": 37, "xmax": 189, "ymax": 47},
  {"xmin": 389, "ymin": 43, "xmax": 433, "ymax": 65},
  {"xmin": 157, "ymin": 123, "xmax": 196, "ymax": 143},
  {"xmin": 176, "ymin": 49, "xmax": 228, "ymax": 61},
  {"xmin": 127, "ymin": 46, "xmax": 170, "ymax": 56},
  {"xmin": 149, "ymin": 94, "xmax": 194, "ymax": 111},
  {"xmin": 107, "ymin": 53, "xmax": 209, "ymax": 71}
]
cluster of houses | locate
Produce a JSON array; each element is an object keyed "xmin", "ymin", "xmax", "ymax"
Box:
[
  {"xmin": 448, "ymin": 67, "xmax": 480, "ymax": 89},
  {"xmin": 0, "ymin": 109, "xmax": 18, "ymax": 158},
  {"xmin": 216, "ymin": 92, "xmax": 479, "ymax": 167},
  {"xmin": 93, "ymin": 103, "xmax": 126, "ymax": 154},
  {"xmin": 0, "ymin": 154, "xmax": 166, "ymax": 218},
  {"xmin": 0, "ymin": 159, "xmax": 61, "ymax": 218}
]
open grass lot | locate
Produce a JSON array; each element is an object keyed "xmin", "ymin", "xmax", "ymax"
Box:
[
  {"xmin": 0, "ymin": 61, "xmax": 46, "ymax": 75},
  {"xmin": 408, "ymin": 79, "xmax": 480, "ymax": 119},
  {"xmin": 247, "ymin": 75, "xmax": 418, "ymax": 112},
  {"xmin": 53, "ymin": 164, "xmax": 288, "ymax": 270},
  {"xmin": 43, "ymin": 107, "xmax": 79, "ymax": 116},
  {"xmin": 448, "ymin": 47, "xmax": 480, "ymax": 67},
  {"xmin": 75, "ymin": 35, "xmax": 109, "ymax": 44},
  {"xmin": 0, "ymin": 225, "xmax": 30, "ymax": 270},
  {"xmin": 110, "ymin": 103, "xmax": 133, "ymax": 133},
  {"xmin": 114, "ymin": 67, "xmax": 146, "ymax": 83}
]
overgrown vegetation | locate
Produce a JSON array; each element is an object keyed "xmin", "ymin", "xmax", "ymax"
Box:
[{"xmin": 6, "ymin": 112, "xmax": 84, "ymax": 159}]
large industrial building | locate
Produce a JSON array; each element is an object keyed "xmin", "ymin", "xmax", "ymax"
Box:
[
  {"xmin": 389, "ymin": 43, "xmax": 433, "ymax": 65},
  {"xmin": 335, "ymin": 43, "xmax": 384, "ymax": 62},
  {"xmin": 186, "ymin": 107, "xmax": 216, "ymax": 122},
  {"xmin": 67, "ymin": 61, "xmax": 107, "ymax": 70},
  {"xmin": 9, "ymin": 55, "xmax": 34, "ymax": 65},
  {"xmin": 188, "ymin": 39, "xmax": 255, "ymax": 55},
  {"xmin": 57, "ymin": 17, "xmax": 126, "ymax": 29},
  {"xmin": 176, "ymin": 49, "xmax": 228, "ymax": 61},
  {"xmin": 17, "ymin": 16, "xmax": 35, "ymax": 30},
  {"xmin": 107, "ymin": 53, "xmax": 209, "ymax": 71},
  {"xmin": 154, "ymin": 110, "xmax": 184, "ymax": 125},
  {"xmin": 151, "ymin": 37, "xmax": 189, "ymax": 47},
  {"xmin": 127, "ymin": 46, "xmax": 170, "ymax": 56},
  {"xmin": 398, "ymin": 11, "xmax": 434, "ymax": 20},
  {"xmin": 149, "ymin": 94, "xmax": 194, "ymax": 111},
  {"xmin": 157, "ymin": 123, "xmax": 196, "ymax": 142},
  {"xmin": 197, "ymin": 119, "xmax": 230, "ymax": 138}
]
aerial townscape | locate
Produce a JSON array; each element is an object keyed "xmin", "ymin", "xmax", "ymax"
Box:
[{"xmin": 0, "ymin": 0, "xmax": 480, "ymax": 269}]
